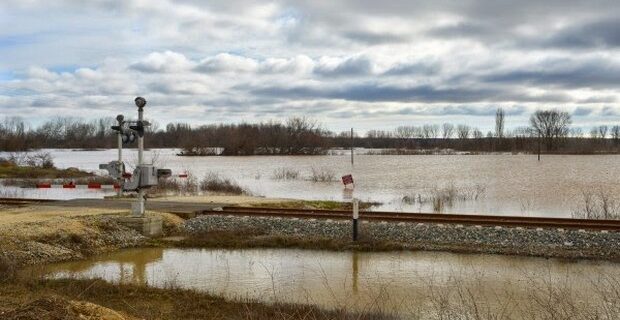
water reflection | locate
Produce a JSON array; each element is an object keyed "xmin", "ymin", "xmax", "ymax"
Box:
[{"xmin": 40, "ymin": 248, "xmax": 620, "ymax": 317}]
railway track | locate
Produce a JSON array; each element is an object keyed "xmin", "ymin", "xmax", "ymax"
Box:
[
  {"xmin": 203, "ymin": 206, "xmax": 620, "ymax": 231},
  {"xmin": 0, "ymin": 197, "xmax": 58, "ymax": 206}
]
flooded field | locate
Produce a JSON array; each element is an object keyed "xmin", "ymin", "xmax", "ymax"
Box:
[
  {"xmin": 41, "ymin": 248, "xmax": 620, "ymax": 318},
  {"xmin": 3, "ymin": 149, "xmax": 620, "ymax": 217}
]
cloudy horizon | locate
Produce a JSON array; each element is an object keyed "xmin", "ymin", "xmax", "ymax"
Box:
[{"xmin": 1, "ymin": 0, "xmax": 619, "ymax": 134}]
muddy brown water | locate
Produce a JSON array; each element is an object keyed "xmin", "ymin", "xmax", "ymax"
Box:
[
  {"xmin": 39, "ymin": 248, "xmax": 620, "ymax": 318},
  {"xmin": 3, "ymin": 149, "xmax": 620, "ymax": 217}
]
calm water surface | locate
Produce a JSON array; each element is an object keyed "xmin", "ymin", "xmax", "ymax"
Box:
[
  {"xmin": 41, "ymin": 248, "xmax": 620, "ymax": 318},
  {"xmin": 3, "ymin": 149, "xmax": 620, "ymax": 217}
]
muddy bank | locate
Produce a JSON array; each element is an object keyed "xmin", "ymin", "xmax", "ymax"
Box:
[{"xmin": 183, "ymin": 215, "xmax": 620, "ymax": 260}]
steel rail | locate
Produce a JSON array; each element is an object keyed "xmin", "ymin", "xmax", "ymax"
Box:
[
  {"xmin": 207, "ymin": 206, "xmax": 620, "ymax": 231},
  {"xmin": 0, "ymin": 198, "xmax": 58, "ymax": 205}
]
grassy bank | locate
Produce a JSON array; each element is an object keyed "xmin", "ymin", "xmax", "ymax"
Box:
[{"xmin": 0, "ymin": 277, "xmax": 380, "ymax": 320}]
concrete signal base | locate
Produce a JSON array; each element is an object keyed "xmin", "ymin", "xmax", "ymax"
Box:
[{"xmin": 118, "ymin": 216, "xmax": 163, "ymax": 237}]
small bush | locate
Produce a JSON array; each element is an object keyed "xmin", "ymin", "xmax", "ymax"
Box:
[
  {"xmin": 200, "ymin": 173, "xmax": 247, "ymax": 195},
  {"xmin": 401, "ymin": 184, "xmax": 487, "ymax": 212},
  {"xmin": 272, "ymin": 167, "xmax": 300, "ymax": 180},
  {"xmin": 572, "ymin": 189, "xmax": 620, "ymax": 220},
  {"xmin": 309, "ymin": 167, "xmax": 336, "ymax": 182},
  {"xmin": 153, "ymin": 172, "xmax": 199, "ymax": 195}
]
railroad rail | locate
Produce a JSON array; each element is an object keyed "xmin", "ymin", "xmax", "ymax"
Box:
[
  {"xmin": 0, "ymin": 197, "xmax": 58, "ymax": 206},
  {"xmin": 202, "ymin": 206, "xmax": 620, "ymax": 231}
]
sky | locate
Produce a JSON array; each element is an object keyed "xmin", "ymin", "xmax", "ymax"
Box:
[{"xmin": 1, "ymin": 0, "xmax": 619, "ymax": 134}]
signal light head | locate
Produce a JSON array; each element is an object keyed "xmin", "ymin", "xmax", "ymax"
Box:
[{"xmin": 135, "ymin": 97, "xmax": 146, "ymax": 108}]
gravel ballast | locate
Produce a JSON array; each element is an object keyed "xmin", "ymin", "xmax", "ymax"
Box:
[{"xmin": 184, "ymin": 215, "xmax": 620, "ymax": 260}]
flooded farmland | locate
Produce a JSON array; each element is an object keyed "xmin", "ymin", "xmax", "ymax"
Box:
[{"xmin": 3, "ymin": 148, "xmax": 620, "ymax": 217}]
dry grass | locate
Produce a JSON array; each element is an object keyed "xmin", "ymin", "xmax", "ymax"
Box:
[
  {"xmin": 402, "ymin": 184, "xmax": 487, "ymax": 212},
  {"xmin": 0, "ymin": 278, "xmax": 388, "ymax": 320},
  {"xmin": 309, "ymin": 167, "xmax": 337, "ymax": 182},
  {"xmin": 572, "ymin": 188, "xmax": 620, "ymax": 220},
  {"xmin": 200, "ymin": 172, "xmax": 248, "ymax": 195},
  {"xmin": 271, "ymin": 167, "xmax": 301, "ymax": 180}
]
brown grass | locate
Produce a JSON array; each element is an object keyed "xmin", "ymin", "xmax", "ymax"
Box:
[{"xmin": 0, "ymin": 278, "xmax": 388, "ymax": 320}]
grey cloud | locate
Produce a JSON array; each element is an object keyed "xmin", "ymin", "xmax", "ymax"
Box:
[
  {"xmin": 481, "ymin": 60, "xmax": 620, "ymax": 89},
  {"xmin": 573, "ymin": 107, "xmax": 593, "ymax": 117},
  {"xmin": 540, "ymin": 18, "xmax": 620, "ymax": 49},
  {"xmin": 342, "ymin": 30, "xmax": 410, "ymax": 44},
  {"xmin": 314, "ymin": 56, "xmax": 374, "ymax": 76},
  {"xmin": 326, "ymin": 104, "xmax": 526, "ymax": 119},
  {"xmin": 383, "ymin": 61, "xmax": 441, "ymax": 76},
  {"xmin": 252, "ymin": 83, "xmax": 570, "ymax": 104},
  {"xmin": 427, "ymin": 22, "xmax": 499, "ymax": 40}
]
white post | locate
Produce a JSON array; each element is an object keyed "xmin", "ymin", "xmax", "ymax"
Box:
[{"xmin": 351, "ymin": 127, "xmax": 358, "ymax": 241}]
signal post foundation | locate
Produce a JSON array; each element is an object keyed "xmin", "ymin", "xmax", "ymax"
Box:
[{"xmin": 117, "ymin": 216, "xmax": 163, "ymax": 237}]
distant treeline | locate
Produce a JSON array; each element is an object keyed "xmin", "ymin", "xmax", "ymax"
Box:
[{"xmin": 1, "ymin": 110, "xmax": 620, "ymax": 155}]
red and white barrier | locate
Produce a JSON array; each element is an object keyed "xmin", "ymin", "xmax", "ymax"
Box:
[
  {"xmin": 36, "ymin": 183, "xmax": 121, "ymax": 189},
  {"xmin": 34, "ymin": 172, "xmax": 188, "ymax": 189}
]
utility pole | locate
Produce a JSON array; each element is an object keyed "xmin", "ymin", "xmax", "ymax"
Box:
[
  {"xmin": 351, "ymin": 127, "xmax": 354, "ymax": 166},
  {"xmin": 116, "ymin": 114, "xmax": 124, "ymax": 197},
  {"xmin": 135, "ymin": 97, "xmax": 146, "ymax": 216}
]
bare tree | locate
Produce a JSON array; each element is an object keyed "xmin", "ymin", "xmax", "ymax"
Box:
[
  {"xmin": 570, "ymin": 128, "xmax": 584, "ymax": 138},
  {"xmin": 394, "ymin": 125, "xmax": 416, "ymax": 147},
  {"xmin": 473, "ymin": 128, "xmax": 483, "ymax": 139},
  {"xmin": 442, "ymin": 123, "xmax": 454, "ymax": 139},
  {"xmin": 590, "ymin": 127, "xmax": 600, "ymax": 139},
  {"xmin": 529, "ymin": 110, "xmax": 571, "ymax": 150},
  {"xmin": 598, "ymin": 125, "xmax": 609, "ymax": 139},
  {"xmin": 611, "ymin": 126, "xmax": 620, "ymax": 142},
  {"xmin": 456, "ymin": 124, "xmax": 471, "ymax": 139},
  {"xmin": 495, "ymin": 108, "xmax": 505, "ymax": 139}
]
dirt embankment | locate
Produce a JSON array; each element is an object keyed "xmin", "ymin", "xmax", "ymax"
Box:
[{"xmin": 0, "ymin": 205, "xmax": 182, "ymax": 266}]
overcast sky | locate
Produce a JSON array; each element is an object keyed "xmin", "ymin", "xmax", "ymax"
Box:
[{"xmin": 1, "ymin": 0, "xmax": 619, "ymax": 133}]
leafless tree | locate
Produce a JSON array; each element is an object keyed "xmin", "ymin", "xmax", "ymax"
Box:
[
  {"xmin": 442, "ymin": 123, "xmax": 454, "ymax": 139},
  {"xmin": 598, "ymin": 125, "xmax": 609, "ymax": 139},
  {"xmin": 611, "ymin": 126, "xmax": 620, "ymax": 142},
  {"xmin": 529, "ymin": 110, "xmax": 572, "ymax": 150},
  {"xmin": 590, "ymin": 127, "xmax": 600, "ymax": 139},
  {"xmin": 495, "ymin": 108, "xmax": 505, "ymax": 139},
  {"xmin": 570, "ymin": 128, "xmax": 584, "ymax": 138},
  {"xmin": 456, "ymin": 124, "xmax": 471, "ymax": 139},
  {"xmin": 473, "ymin": 128, "xmax": 483, "ymax": 139}
]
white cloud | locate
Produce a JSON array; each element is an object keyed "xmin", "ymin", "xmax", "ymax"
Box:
[{"xmin": 1, "ymin": 1, "xmax": 620, "ymax": 131}]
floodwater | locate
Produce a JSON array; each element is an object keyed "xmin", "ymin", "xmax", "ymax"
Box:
[
  {"xmin": 3, "ymin": 148, "xmax": 620, "ymax": 217},
  {"xmin": 41, "ymin": 248, "xmax": 620, "ymax": 318}
]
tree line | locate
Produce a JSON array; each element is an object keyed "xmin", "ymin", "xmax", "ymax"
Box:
[{"xmin": 1, "ymin": 110, "xmax": 619, "ymax": 155}]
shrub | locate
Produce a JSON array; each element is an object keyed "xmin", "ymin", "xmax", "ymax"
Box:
[
  {"xmin": 272, "ymin": 167, "xmax": 300, "ymax": 180},
  {"xmin": 309, "ymin": 167, "xmax": 336, "ymax": 182},
  {"xmin": 200, "ymin": 173, "xmax": 247, "ymax": 195},
  {"xmin": 572, "ymin": 189, "xmax": 620, "ymax": 220}
]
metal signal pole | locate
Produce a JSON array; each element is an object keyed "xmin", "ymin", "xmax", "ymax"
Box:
[
  {"xmin": 135, "ymin": 97, "xmax": 146, "ymax": 217},
  {"xmin": 116, "ymin": 115, "xmax": 125, "ymax": 197}
]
